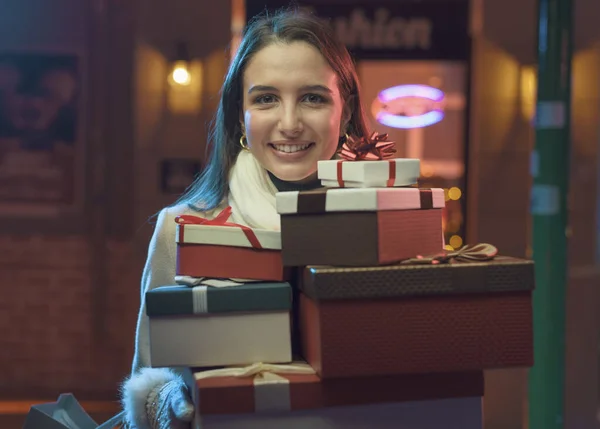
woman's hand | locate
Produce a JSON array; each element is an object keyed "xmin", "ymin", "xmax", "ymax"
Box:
[
  {"xmin": 147, "ymin": 379, "xmax": 195, "ymax": 429},
  {"xmin": 122, "ymin": 368, "xmax": 194, "ymax": 429}
]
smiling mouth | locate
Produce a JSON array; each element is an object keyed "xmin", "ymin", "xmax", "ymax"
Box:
[{"xmin": 269, "ymin": 143, "xmax": 315, "ymax": 153}]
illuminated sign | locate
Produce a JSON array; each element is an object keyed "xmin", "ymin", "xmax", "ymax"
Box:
[
  {"xmin": 371, "ymin": 84, "xmax": 445, "ymax": 129},
  {"xmin": 246, "ymin": 1, "xmax": 471, "ymax": 61}
]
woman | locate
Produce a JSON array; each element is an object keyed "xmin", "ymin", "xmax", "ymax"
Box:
[{"xmin": 121, "ymin": 8, "xmax": 371, "ymax": 429}]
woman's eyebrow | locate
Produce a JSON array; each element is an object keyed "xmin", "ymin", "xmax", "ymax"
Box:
[
  {"xmin": 247, "ymin": 85, "xmax": 278, "ymax": 94},
  {"xmin": 300, "ymin": 85, "xmax": 333, "ymax": 93},
  {"xmin": 247, "ymin": 84, "xmax": 333, "ymax": 94}
]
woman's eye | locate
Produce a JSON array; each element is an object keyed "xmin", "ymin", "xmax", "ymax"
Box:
[
  {"xmin": 255, "ymin": 94, "xmax": 276, "ymax": 104},
  {"xmin": 303, "ymin": 93, "xmax": 326, "ymax": 104}
]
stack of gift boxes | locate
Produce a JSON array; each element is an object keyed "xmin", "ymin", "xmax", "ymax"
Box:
[
  {"xmin": 146, "ymin": 205, "xmax": 294, "ymax": 370},
  {"xmin": 144, "ymin": 134, "xmax": 535, "ymax": 429}
]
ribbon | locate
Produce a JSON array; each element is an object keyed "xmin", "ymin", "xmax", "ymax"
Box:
[
  {"xmin": 296, "ymin": 189, "xmax": 328, "ymax": 214},
  {"xmin": 338, "ymin": 131, "xmax": 396, "ymax": 161},
  {"xmin": 195, "ymin": 362, "xmax": 316, "ymax": 412},
  {"xmin": 175, "ymin": 206, "xmax": 263, "ymax": 249},
  {"xmin": 191, "ymin": 286, "xmax": 208, "ymax": 313},
  {"xmin": 176, "ymin": 275, "xmax": 252, "ymax": 288},
  {"xmin": 419, "ymin": 189, "xmax": 433, "ymax": 209},
  {"xmin": 400, "ymin": 243, "xmax": 499, "ymax": 265},
  {"xmin": 336, "ymin": 131, "xmax": 397, "ymax": 187}
]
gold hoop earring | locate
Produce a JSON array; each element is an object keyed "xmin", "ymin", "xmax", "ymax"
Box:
[
  {"xmin": 239, "ymin": 134, "xmax": 250, "ymax": 151},
  {"xmin": 339, "ymin": 133, "xmax": 349, "ymax": 147}
]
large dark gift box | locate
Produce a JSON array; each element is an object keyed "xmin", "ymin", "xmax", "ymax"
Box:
[
  {"xmin": 298, "ymin": 244, "xmax": 535, "ymax": 378},
  {"xmin": 182, "ymin": 360, "xmax": 484, "ymax": 429}
]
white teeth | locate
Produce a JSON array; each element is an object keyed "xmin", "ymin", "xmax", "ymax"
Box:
[{"xmin": 272, "ymin": 143, "xmax": 311, "ymax": 153}]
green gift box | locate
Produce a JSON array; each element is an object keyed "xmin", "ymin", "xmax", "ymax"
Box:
[{"xmin": 146, "ymin": 282, "xmax": 293, "ymax": 369}]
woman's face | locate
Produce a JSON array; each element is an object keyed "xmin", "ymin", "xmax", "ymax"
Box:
[{"xmin": 242, "ymin": 41, "xmax": 347, "ymax": 182}]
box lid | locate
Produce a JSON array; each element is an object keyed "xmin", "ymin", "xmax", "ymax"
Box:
[
  {"xmin": 146, "ymin": 282, "xmax": 292, "ymax": 316},
  {"xmin": 175, "ymin": 206, "xmax": 281, "ymax": 249},
  {"xmin": 277, "ymin": 187, "xmax": 444, "ymax": 215},
  {"xmin": 176, "ymin": 224, "xmax": 281, "ymax": 249},
  {"xmin": 301, "ymin": 257, "xmax": 535, "ymax": 300}
]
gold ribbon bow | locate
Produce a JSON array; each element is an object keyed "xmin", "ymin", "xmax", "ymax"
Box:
[
  {"xmin": 193, "ymin": 362, "xmax": 316, "ymax": 413},
  {"xmin": 338, "ymin": 131, "xmax": 397, "ymax": 161},
  {"xmin": 400, "ymin": 243, "xmax": 499, "ymax": 265},
  {"xmin": 194, "ymin": 362, "xmax": 316, "ymax": 381}
]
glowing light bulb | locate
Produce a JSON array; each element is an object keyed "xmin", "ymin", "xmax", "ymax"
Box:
[
  {"xmin": 449, "ymin": 235, "xmax": 463, "ymax": 249},
  {"xmin": 170, "ymin": 61, "xmax": 191, "ymax": 86},
  {"xmin": 448, "ymin": 187, "xmax": 462, "ymax": 201},
  {"xmin": 421, "ymin": 165, "xmax": 434, "ymax": 178}
]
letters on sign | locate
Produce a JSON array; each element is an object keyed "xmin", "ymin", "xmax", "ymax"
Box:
[
  {"xmin": 335, "ymin": 9, "xmax": 432, "ymax": 50},
  {"xmin": 300, "ymin": 7, "xmax": 433, "ymax": 51}
]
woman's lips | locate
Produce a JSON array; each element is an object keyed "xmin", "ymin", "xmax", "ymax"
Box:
[{"xmin": 268, "ymin": 141, "xmax": 315, "ymax": 159}]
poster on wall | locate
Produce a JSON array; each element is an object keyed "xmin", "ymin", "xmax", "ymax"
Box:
[{"xmin": 0, "ymin": 53, "xmax": 80, "ymax": 215}]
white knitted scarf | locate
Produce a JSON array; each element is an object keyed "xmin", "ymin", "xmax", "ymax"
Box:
[{"xmin": 226, "ymin": 149, "xmax": 282, "ymax": 231}]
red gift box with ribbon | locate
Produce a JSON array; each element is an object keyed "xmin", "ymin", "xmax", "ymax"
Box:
[
  {"xmin": 184, "ymin": 362, "xmax": 484, "ymax": 418},
  {"xmin": 175, "ymin": 206, "xmax": 285, "ymax": 281}
]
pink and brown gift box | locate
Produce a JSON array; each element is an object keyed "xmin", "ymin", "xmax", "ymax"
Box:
[
  {"xmin": 175, "ymin": 206, "xmax": 285, "ymax": 281},
  {"xmin": 276, "ymin": 187, "xmax": 445, "ymax": 267},
  {"xmin": 298, "ymin": 257, "xmax": 535, "ymax": 378},
  {"xmin": 183, "ymin": 362, "xmax": 483, "ymax": 428}
]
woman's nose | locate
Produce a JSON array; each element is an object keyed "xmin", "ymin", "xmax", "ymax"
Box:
[{"xmin": 278, "ymin": 104, "xmax": 303, "ymax": 136}]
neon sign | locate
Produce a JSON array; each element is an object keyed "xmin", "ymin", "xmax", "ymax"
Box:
[{"xmin": 371, "ymin": 84, "xmax": 445, "ymax": 129}]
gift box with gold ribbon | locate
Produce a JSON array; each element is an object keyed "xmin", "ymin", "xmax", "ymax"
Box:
[
  {"xmin": 184, "ymin": 362, "xmax": 484, "ymax": 429},
  {"xmin": 175, "ymin": 206, "xmax": 285, "ymax": 281},
  {"xmin": 297, "ymin": 244, "xmax": 535, "ymax": 378}
]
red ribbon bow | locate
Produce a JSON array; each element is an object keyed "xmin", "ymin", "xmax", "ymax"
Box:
[
  {"xmin": 175, "ymin": 206, "xmax": 263, "ymax": 249},
  {"xmin": 336, "ymin": 132, "xmax": 397, "ymax": 187},
  {"xmin": 338, "ymin": 131, "xmax": 397, "ymax": 161}
]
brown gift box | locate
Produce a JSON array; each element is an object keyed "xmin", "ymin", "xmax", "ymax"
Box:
[
  {"xmin": 277, "ymin": 187, "xmax": 444, "ymax": 267},
  {"xmin": 298, "ymin": 257, "xmax": 535, "ymax": 379},
  {"xmin": 187, "ymin": 363, "xmax": 484, "ymax": 415}
]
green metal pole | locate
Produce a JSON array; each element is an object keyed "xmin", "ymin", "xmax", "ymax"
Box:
[{"xmin": 528, "ymin": 0, "xmax": 572, "ymax": 427}]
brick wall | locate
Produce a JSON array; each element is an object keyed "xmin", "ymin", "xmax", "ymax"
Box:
[{"xmin": 0, "ymin": 234, "xmax": 143, "ymax": 399}]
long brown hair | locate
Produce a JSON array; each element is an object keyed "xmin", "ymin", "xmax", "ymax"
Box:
[{"xmin": 175, "ymin": 7, "xmax": 371, "ymax": 211}]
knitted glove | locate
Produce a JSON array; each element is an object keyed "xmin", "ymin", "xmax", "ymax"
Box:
[{"xmin": 121, "ymin": 368, "xmax": 195, "ymax": 429}]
